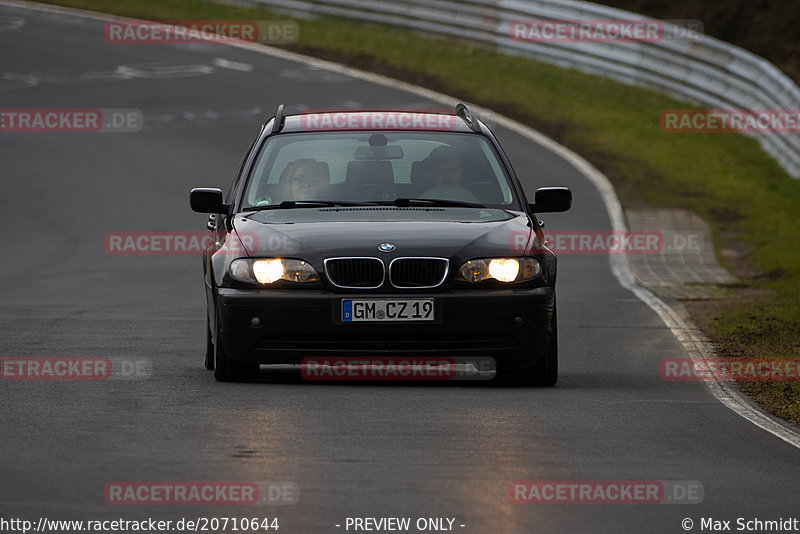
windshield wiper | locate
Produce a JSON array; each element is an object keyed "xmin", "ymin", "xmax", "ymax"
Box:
[
  {"xmin": 387, "ymin": 198, "xmax": 487, "ymax": 208},
  {"xmin": 243, "ymin": 200, "xmax": 378, "ymax": 211},
  {"xmin": 242, "ymin": 198, "xmax": 487, "ymax": 211}
]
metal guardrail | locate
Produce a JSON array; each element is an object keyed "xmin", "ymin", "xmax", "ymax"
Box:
[{"xmin": 245, "ymin": 0, "xmax": 800, "ymax": 179}]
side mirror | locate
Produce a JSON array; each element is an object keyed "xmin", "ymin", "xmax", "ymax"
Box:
[
  {"xmin": 528, "ymin": 187, "xmax": 571, "ymax": 213},
  {"xmin": 190, "ymin": 188, "xmax": 229, "ymax": 214}
]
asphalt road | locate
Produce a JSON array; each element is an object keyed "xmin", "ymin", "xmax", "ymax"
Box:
[{"xmin": 1, "ymin": 3, "xmax": 799, "ymax": 534}]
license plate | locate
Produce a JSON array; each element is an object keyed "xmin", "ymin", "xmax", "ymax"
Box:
[{"xmin": 342, "ymin": 298, "xmax": 434, "ymax": 322}]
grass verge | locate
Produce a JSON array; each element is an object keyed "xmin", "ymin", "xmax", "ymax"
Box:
[{"xmin": 35, "ymin": 0, "xmax": 800, "ymax": 425}]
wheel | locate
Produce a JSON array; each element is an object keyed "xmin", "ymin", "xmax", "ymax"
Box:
[
  {"xmin": 213, "ymin": 311, "xmax": 259, "ymax": 382},
  {"xmin": 204, "ymin": 319, "xmax": 215, "ymax": 370},
  {"xmin": 531, "ymin": 305, "xmax": 558, "ymax": 386},
  {"xmin": 503, "ymin": 300, "xmax": 558, "ymax": 387},
  {"xmin": 213, "ymin": 333, "xmax": 259, "ymax": 382}
]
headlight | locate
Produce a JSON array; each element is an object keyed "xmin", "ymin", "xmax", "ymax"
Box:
[
  {"xmin": 230, "ymin": 258, "xmax": 319, "ymax": 284},
  {"xmin": 457, "ymin": 258, "xmax": 540, "ymax": 283}
]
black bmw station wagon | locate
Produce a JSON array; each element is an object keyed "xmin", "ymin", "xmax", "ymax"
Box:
[{"xmin": 190, "ymin": 103, "xmax": 571, "ymax": 385}]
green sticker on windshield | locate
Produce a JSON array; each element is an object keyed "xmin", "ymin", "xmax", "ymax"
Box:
[{"xmin": 255, "ymin": 195, "xmax": 272, "ymax": 206}]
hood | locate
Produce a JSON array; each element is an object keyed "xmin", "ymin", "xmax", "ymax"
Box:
[{"xmin": 231, "ymin": 206, "xmax": 534, "ymax": 263}]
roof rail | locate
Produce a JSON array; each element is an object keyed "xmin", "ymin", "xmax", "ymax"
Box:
[
  {"xmin": 455, "ymin": 102, "xmax": 480, "ymax": 133},
  {"xmin": 270, "ymin": 104, "xmax": 286, "ymax": 134}
]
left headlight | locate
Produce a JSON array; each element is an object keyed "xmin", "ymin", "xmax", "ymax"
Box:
[
  {"xmin": 229, "ymin": 258, "xmax": 320, "ymax": 285},
  {"xmin": 456, "ymin": 258, "xmax": 541, "ymax": 283}
]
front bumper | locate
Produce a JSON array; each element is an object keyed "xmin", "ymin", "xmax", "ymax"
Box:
[{"xmin": 215, "ymin": 286, "xmax": 555, "ymax": 371}]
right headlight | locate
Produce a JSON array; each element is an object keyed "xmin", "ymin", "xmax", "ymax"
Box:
[
  {"xmin": 456, "ymin": 257, "xmax": 541, "ymax": 283},
  {"xmin": 229, "ymin": 258, "xmax": 319, "ymax": 285}
]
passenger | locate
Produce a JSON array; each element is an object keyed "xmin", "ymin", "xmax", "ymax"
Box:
[
  {"xmin": 426, "ymin": 146, "xmax": 464, "ymax": 186},
  {"xmin": 279, "ymin": 159, "xmax": 328, "ymax": 200}
]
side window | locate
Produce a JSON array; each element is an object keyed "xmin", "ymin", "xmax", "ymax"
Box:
[
  {"xmin": 228, "ymin": 133, "xmax": 260, "ymax": 203},
  {"xmin": 478, "ymin": 141, "xmax": 513, "ymax": 204}
]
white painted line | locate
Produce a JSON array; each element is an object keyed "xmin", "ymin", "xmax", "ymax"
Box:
[
  {"xmin": 0, "ymin": 15, "xmax": 24, "ymax": 31},
  {"xmin": 6, "ymin": 0, "xmax": 799, "ymax": 448},
  {"xmin": 213, "ymin": 57, "xmax": 254, "ymax": 72}
]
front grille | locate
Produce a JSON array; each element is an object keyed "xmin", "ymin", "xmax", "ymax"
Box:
[
  {"xmin": 325, "ymin": 257, "xmax": 384, "ymax": 288},
  {"xmin": 390, "ymin": 257, "xmax": 448, "ymax": 288}
]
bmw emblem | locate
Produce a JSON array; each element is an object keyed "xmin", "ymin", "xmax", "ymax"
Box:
[{"xmin": 378, "ymin": 242, "xmax": 396, "ymax": 253}]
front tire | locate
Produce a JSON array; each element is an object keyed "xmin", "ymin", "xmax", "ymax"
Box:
[
  {"xmin": 213, "ymin": 311, "xmax": 259, "ymax": 382},
  {"xmin": 204, "ymin": 320, "xmax": 214, "ymax": 370},
  {"xmin": 504, "ymin": 300, "xmax": 558, "ymax": 387},
  {"xmin": 531, "ymin": 307, "xmax": 558, "ymax": 386}
]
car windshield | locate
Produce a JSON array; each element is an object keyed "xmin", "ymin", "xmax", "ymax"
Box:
[{"xmin": 242, "ymin": 131, "xmax": 519, "ymax": 209}]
